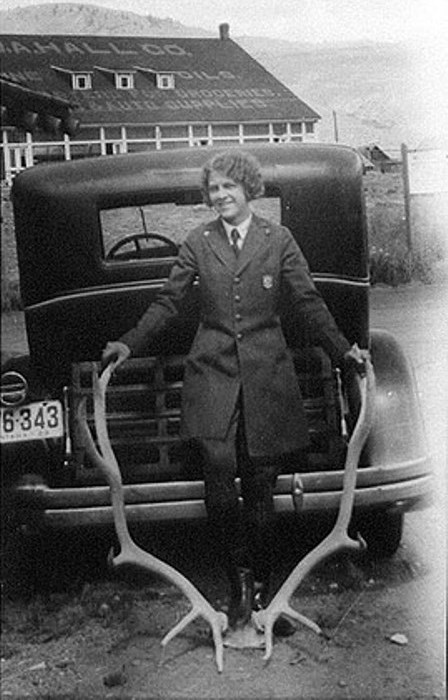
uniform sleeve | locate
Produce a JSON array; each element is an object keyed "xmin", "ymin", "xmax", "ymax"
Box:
[
  {"xmin": 280, "ymin": 229, "xmax": 351, "ymax": 365},
  {"xmin": 120, "ymin": 237, "xmax": 198, "ymax": 356}
]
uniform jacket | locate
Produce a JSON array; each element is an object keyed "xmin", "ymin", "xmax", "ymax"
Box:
[{"xmin": 121, "ymin": 215, "xmax": 350, "ymax": 458}]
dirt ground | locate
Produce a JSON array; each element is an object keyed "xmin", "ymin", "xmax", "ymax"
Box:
[
  {"xmin": 0, "ymin": 540, "xmax": 445, "ymax": 699},
  {"xmin": 1, "ymin": 275, "xmax": 447, "ymax": 699}
]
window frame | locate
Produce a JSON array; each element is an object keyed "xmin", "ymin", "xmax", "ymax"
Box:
[
  {"xmin": 156, "ymin": 73, "xmax": 175, "ymax": 90},
  {"xmin": 72, "ymin": 73, "xmax": 92, "ymax": 91},
  {"xmin": 115, "ymin": 72, "xmax": 135, "ymax": 90}
]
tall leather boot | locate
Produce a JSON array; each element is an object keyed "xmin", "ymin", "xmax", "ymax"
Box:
[
  {"xmin": 252, "ymin": 572, "xmax": 295, "ymax": 638},
  {"xmin": 206, "ymin": 510, "xmax": 253, "ymax": 628},
  {"xmin": 250, "ymin": 518, "xmax": 296, "ymax": 638},
  {"xmin": 227, "ymin": 566, "xmax": 254, "ymax": 629},
  {"xmin": 253, "ymin": 573, "xmax": 272, "ymax": 612}
]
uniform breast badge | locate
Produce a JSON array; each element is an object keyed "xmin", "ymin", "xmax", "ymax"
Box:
[{"xmin": 262, "ymin": 274, "xmax": 273, "ymax": 289}]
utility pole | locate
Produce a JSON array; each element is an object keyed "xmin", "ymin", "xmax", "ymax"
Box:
[
  {"xmin": 332, "ymin": 110, "xmax": 339, "ymax": 143},
  {"xmin": 401, "ymin": 143, "xmax": 413, "ymax": 252}
]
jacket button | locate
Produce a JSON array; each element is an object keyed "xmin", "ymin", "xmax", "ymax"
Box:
[
  {"xmin": 235, "ymin": 313, "xmax": 241, "ymax": 320},
  {"xmin": 234, "ymin": 276, "xmax": 240, "ymax": 283},
  {"xmin": 237, "ymin": 332, "xmax": 243, "ymax": 340},
  {"xmin": 234, "ymin": 295, "xmax": 240, "ymax": 302}
]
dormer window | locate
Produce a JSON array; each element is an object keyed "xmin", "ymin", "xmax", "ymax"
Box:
[
  {"xmin": 52, "ymin": 66, "xmax": 93, "ymax": 90},
  {"xmin": 156, "ymin": 73, "xmax": 175, "ymax": 90},
  {"xmin": 73, "ymin": 73, "xmax": 92, "ymax": 90},
  {"xmin": 93, "ymin": 66, "xmax": 135, "ymax": 90},
  {"xmin": 134, "ymin": 67, "xmax": 176, "ymax": 90},
  {"xmin": 115, "ymin": 72, "xmax": 134, "ymax": 90}
]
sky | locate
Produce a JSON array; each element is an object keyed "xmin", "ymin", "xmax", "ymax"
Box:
[{"xmin": 2, "ymin": 0, "xmax": 448, "ymax": 45}]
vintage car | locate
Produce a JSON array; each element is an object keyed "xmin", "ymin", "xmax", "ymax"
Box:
[{"xmin": 1, "ymin": 143, "xmax": 433, "ymax": 561}]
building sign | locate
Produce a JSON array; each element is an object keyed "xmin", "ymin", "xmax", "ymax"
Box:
[
  {"xmin": 0, "ymin": 39, "xmax": 193, "ymax": 57},
  {"xmin": 72, "ymin": 87, "xmax": 284, "ymax": 113},
  {"xmin": 407, "ymin": 148, "xmax": 448, "ymax": 195}
]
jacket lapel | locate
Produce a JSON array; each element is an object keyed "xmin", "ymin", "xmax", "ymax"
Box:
[
  {"xmin": 235, "ymin": 215, "xmax": 270, "ymax": 274},
  {"xmin": 204, "ymin": 215, "xmax": 271, "ymax": 273},
  {"xmin": 205, "ymin": 219, "xmax": 238, "ymax": 271}
]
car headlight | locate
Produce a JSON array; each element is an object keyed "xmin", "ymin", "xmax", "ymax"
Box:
[{"xmin": 0, "ymin": 370, "xmax": 28, "ymax": 407}]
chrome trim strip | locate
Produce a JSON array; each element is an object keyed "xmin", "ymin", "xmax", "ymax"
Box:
[
  {"xmin": 313, "ymin": 275, "xmax": 369, "ymax": 287},
  {"xmin": 25, "ymin": 281, "xmax": 164, "ymax": 312},
  {"xmin": 25, "ymin": 274, "xmax": 369, "ymax": 312}
]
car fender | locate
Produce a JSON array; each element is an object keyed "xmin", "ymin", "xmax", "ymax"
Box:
[
  {"xmin": 1, "ymin": 353, "xmax": 31, "ymax": 376},
  {"xmin": 364, "ymin": 328, "xmax": 429, "ymax": 467},
  {"xmin": 1, "ymin": 353, "xmax": 51, "ymax": 401}
]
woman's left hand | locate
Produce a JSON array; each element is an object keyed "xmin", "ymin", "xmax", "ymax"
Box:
[{"xmin": 344, "ymin": 343, "xmax": 368, "ymax": 377}]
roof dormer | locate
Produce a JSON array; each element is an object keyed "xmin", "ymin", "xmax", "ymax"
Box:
[
  {"xmin": 94, "ymin": 67, "xmax": 135, "ymax": 90},
  {"xmin": 134, "ymin": 67, "xmax": 175, "ymax": 90},
  {"xmin": 51, "ymin": 66, "xmax": 93, "ymax": 90}
]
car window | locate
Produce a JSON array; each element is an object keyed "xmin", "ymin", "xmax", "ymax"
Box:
[
  {"xmin": 101, "ymin": 198, "xmax": 281, "ymax": 263},
  {"xmin": 251, "ymin": 197, "xmax": 280, "ymax": 222}
]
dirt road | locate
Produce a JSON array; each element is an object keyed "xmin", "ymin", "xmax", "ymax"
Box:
[{"xmin": 1, "ymin": 276, "xmax": 447, "ymax": 699}]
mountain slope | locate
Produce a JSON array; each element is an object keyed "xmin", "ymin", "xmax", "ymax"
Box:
[{"xmin": 0, "ymin": 3, "xmax": 212, "ymax": 37}]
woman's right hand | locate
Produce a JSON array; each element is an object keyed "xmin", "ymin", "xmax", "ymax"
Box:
[{"xmin": 101, "ymin": 341, "xmax": 131, "ymax": 370}]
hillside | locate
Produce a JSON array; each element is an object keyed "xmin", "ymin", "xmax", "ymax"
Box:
[
  {"xmin": 252, "ymin": 42, "xmax": 423, "ymax": 152},
  {"xmin": 0, "ymin": 3, "xmax": 212, "ymax": 36},
  {"xmin": 0, "ymin": 3, "xmax": 431, "ymax": 150}
]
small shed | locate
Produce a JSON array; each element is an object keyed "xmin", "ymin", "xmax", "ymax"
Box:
[{"xmin": 359, "ymin": 144, "xmax": 401, "ymax": 173}]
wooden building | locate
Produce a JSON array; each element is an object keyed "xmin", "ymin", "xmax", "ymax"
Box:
[
  {"xmin": 359, "ymin": 144, "xmax": 401, "ymax": 173},
  {"xmin": 1, "ymin": 25, "xmax": 320, "ymax": 183}
]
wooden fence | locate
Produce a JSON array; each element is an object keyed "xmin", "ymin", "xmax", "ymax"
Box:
[{"xmin": 1, "ymin": 122, "xmax": 313, "ymax": 185}]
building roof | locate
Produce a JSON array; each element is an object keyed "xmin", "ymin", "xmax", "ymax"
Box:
[
  {"xmin": 359, "ymin": 144, "xmax": 392, "ymax": 161},
  {"xmin": 0, "ymin": 33, "xmax": 320, "ymax": 127}
]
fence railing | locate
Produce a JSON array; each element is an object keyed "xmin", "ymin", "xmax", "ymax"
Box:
[{"xmin": 1, "ymin": 124, "xmax": 314, "ymax": 185}]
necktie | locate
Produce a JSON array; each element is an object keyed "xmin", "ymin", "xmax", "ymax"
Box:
[{"xmin": 230, "ymin": 228, "xmax": 240, "ymax": 257}]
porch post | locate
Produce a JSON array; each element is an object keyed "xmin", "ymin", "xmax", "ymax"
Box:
[
  {"xmin": 24, "ymin": 132, "xmax": 34, "ymax": 167},
  {"xmin": 63, "ymin": 133, "xmax": 71, "ymax": 161},
  {"xmin": 2, "ymin": 130, "xmax": 13, "ymax": 185}
]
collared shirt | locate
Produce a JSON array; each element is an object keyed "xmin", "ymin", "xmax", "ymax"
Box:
[{"xmin": 222, "ymin": 213, "xmax": 252, "ymax": 251}]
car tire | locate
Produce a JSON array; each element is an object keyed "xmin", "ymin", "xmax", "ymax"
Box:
[
  {"xmin": 1, "ymin": 521, "xmax": 42, "ymax": 596},
  {"xmin": 353, "ymin": 510, "xmax": 404, "ymax": 559},
  {"xmin": 2, "ymin": 521, "xmax": 112, "ymax": 596}
]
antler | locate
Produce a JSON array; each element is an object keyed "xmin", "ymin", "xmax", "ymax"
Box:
[
  {"xmin": 77, "ymin": 363, "xmax": 228, "ymax": 672},
  {"xmin": 253, "ymin": 357, "xmax": 376, "ymax": 661}
]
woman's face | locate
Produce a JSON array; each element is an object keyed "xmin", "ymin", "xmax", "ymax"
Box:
[{"xmin": 207, "ymin": 170, "xmax": 251, "ymax": 226}]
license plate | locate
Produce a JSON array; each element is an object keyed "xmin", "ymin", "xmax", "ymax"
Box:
[{"xmin": 0, "ymin": 400, "xmax": 64, "ymax": 443}]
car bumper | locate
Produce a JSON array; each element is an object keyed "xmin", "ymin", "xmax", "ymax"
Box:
[{"xmin": 13, "ymin": 455, "xmax": 434, "ymax": 529}]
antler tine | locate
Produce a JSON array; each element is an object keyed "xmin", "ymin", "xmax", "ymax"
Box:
[
  {"xmin": 253, "ymin": 357, "xmax": 376, "ymax": 661},
  {"xmin": 77, "ymin": 362, "xmax": 227, "ymax": 672}
]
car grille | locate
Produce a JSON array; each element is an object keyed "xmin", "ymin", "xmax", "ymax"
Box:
[{"xmin": 72, "ymin": 349, "xmax": 346, "ymax": 486}]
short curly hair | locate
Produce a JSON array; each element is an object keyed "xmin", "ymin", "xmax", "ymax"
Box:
[{"xmin": 201, "ymin": 150, "xmax": 265, "ymax": 206}]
